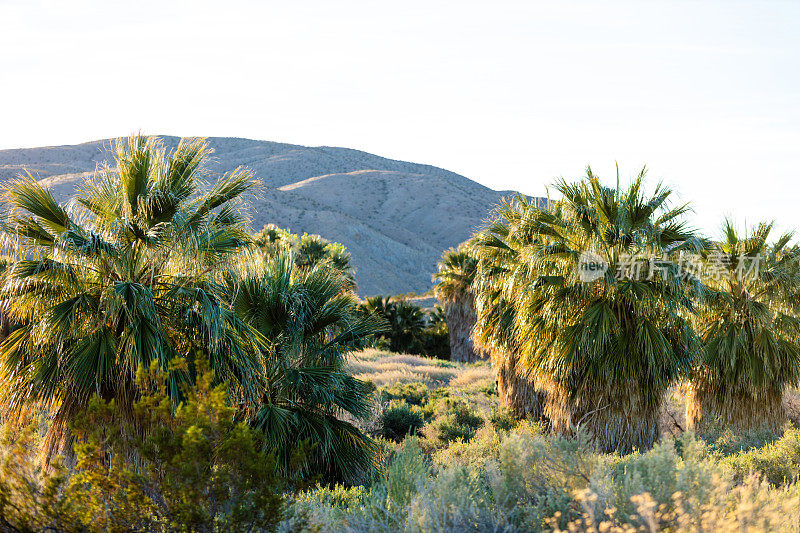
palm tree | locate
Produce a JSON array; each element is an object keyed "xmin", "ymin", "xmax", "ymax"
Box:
[
  {"xmin": 386, "ymin": 299, "xmax": 426, "ymax": 353},
  {"xmin": 360, "ymin": 296, "xmax": 426, "ymax": 353},
  {"xmin": 428, "ymin": 304, "xmax": 448, "ymax": 329},
  {"xmin": 433, "ymin": 244, "xmax": 487, "ymax": 362},
  {"xmin": 252, "ymin": 223, "xmax": 296, "ymax": 254},
  {"xmin": 472, "ymin": 199, "xmax": 551, "ymax": 420},
  {"xmin": 253, "ymin": 226, "xmax": 356, "ymax": 289},
  {"xmin": 0, "ymin": 135, "xmax": 261, "ymax": 456},
  {"xmin": 688, "ymin": 220, "xmax": 800, "ymax": 431},
  {"xmin": 475, "ymin": 169, "xmax": 706, "ymax": 452},
  {"xmin": 222, "ymin": 252, "xmax": 384, "ymax": 483}
]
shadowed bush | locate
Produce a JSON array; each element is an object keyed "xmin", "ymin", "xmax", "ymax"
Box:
[{"xmin": 378, "ymin": 400, "xmax": 425, "ymax": 442}]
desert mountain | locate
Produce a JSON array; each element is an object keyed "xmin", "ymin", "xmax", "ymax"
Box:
[{"xmin": 0, "ymin": 137, "xmax": 542, "ymax": 295}]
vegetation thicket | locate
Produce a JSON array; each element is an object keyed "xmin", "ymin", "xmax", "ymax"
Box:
[{"xmin": 0, "ymin": 137, "xmax": 799, "ymax": 531}]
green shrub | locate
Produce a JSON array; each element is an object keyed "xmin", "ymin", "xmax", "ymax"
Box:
[
  {"xmin": 589, "ymin": 434, "xmax": 718, "ymax": 523},
  {"xmin": 0, "ymin": 425, "xmax": 75, "ymax": 531},
  {"xmin": 489, "ymin": 405, "xmax": 519, "ymax": 432},
  {"xmin": 378, "ymin": 400, "xmax": 425, "ymax": 442},
  {"xmin": 279, "ymin": 425, "xmax": 800, "ymax": 533},
  {"xmin": 279, "ymin": 484, "xmax": 368, "ymax": 532},
  {"xmin": 67, "ymin": 359, "xmax": 285, "ymax": 532},
  {"xmin": 699, "ymin": 424, "xmax": 783, "ymax": 456},
  {"xmin": 0, "ymin": 359, "xmax": 286, "ymax": 532},
  {"xmin": 477, "ymin": 382, "xmax": 497, "ymax": 397},
  {"xmin": 381, "ymin": 381, "xmax": 430, "ymax": 407},
  {"xmin": 426, "ymin": 399, "xmax": 485, "ymax": 445},
  {"xmin": 432, "ymin": 425, "xmax": 502, "ymax": 470},
  {"xmin": 724, "ymin": 426, "xmax": 800, "ymax": 484}
]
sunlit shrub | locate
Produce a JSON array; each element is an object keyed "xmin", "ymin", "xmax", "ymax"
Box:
[
  {"xmin": 724, "ymin": 426, "xmax": 800, "ymax": 484},
  {"xmin": 0, "ymin": 359, "xmax": 285, "ymax": 532},
  {"xmin": 381, "ymin": 381, "xmax": 430, "ymax": 406},
  {"xmin": 699, "ymin": 423, "xmax": 783, "ymax": 455},
  {"xmin": 489, "ymin": 405, "xmax": 519, "ymax": 432},
  {"xmin": 67, "ymin": 358, "xmax": 285, "ymax": 532},
  {"xmin": 425, "ymin": 398, "xmax": 485, "ymax": 445}
]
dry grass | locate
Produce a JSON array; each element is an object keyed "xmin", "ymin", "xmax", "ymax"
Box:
[
  {"xmin": 448, "ymin": 365, "xmax": 494, "ymax": 389},
  {"xmin": 347, "ymin": 348, "xmax": 488, "ymax": 387}
]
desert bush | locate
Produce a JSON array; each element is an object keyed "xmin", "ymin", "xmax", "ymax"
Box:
[
  {"xmin": 425, "ymin": 398, "xmax": 485, "ymax": 445},
  {"xmin": 432, "ymin": 424, "xmax": 503, "ymax": 470},
  {"xmin": 724, "ymin": 426, "xmax": 800, "ymax": 484},
  {"xmin": 697, "ymin": 423, "xmax": 783, "ymax": 456},
  {"xmin": 488, "ymin": 428, "xmax": 597, "ymax": 528},
  {"xmin": 278, "ymin": 484, "xmax": 368, "ymax": 533},
  {"xmin": 280, "ymin": 423, "xmax": 800, "ymax": 533},
  {"xmin": 378, "ymin": 400, "xmax": 425, "ymax": 442},
  {"xmin": 381, "ymin": 381, "xmax": 430, "ymax": 406},
  {"xmin": 553, "ymin": 474, "xmax": 800, "ymax": 532},
  {"xmin": 587, "ymin": 435, "xmax": 719, "ymax": 524},
  {"xmin": 0, "ymin": 425, "xmax": 76, "ymax": 531},
  {"xmin": 0, "ymin": 359, "xmax": 285, "ymax": 532},
  {"xmin": 66, "ymin": 359, "xmax": 285, "ymax": 532},
  {"xmin": 490, "ymin": 405, "xmax": 519, "ymax": 432}
]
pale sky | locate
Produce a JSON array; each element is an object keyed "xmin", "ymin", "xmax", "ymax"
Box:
[{"xmin": 1, "ymin": 0, "xmax": 798, "ymax": 235}]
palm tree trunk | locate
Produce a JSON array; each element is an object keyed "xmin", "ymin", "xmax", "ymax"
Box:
[
  {"xmin": 492, "ymin": 350, "xmax": 548, "ymax": 421},
  {"xmin": 445, "ymin": 295, "xmax": 488, "ymax": 362},
  {"xmin": 542, "ymin": 376, "xmax": 664, "ymax": 454},
  {"xmin": 686, "ymin": 380, "xmax": 785, "ymax": 432}
]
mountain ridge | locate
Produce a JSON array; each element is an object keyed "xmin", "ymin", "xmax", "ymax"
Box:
[{"xmin": 0, "ymin": 136, "xmax": 541, "ymax": 295}]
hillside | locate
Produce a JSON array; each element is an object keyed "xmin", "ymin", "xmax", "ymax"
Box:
[{"xmin": 0, "ymin": 137, "xmax": 541, "ymax": 295}]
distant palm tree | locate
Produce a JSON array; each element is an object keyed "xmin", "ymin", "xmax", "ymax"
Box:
[
  {"xmin": 362, "ymin": 295, "xmax": 393, "ymax": 321},
  {"xmin": 475, "ymin": 169, "xmax": 706, "ymax": 452},
  {"xmin": 223, "ymin": 252, "xmax": 384, "ymax": 483},
  {"xmin": 391, "ymin": 300, "xmax": 426, "ymax": 353},
  {"xmin": 252, "ymin": 223, "xmax": 296, "ymax": 254},
  {"xmin": 253, "ymin": 226, "xmax": 356, "ymax": 289},
  {"xmin": 433, "ymin": 244, "xmax": 487, "ymax": 362},
  {"xmin": 688, "ymin": 220, "xmax": 800, "ymax": 431},
  {"xmin": 428, "ymin": 304, "xmax": 448, "ymax": 329},
  {"xmin": 0, "ymin": 135, "xmax": 261, "ymax": 456},
  {"xmin": 360, "ymin": 296, "xmax": 425, "ymax": 353}
]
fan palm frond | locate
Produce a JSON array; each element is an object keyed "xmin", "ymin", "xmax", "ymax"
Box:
[
  {"xmin": 222, "ymin": 251, "xmax": 384, "ymax": 483},
  {"xmin": 689, "ymin": 219, "xmax": 800, "ymax": 431},
  {"xmin": 473, "ymin": 168, "xmax": 706, "ymax": 453},
  {"xmin": 0, "ymin": 135, "xmax": 260, "ymax": 458}
]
